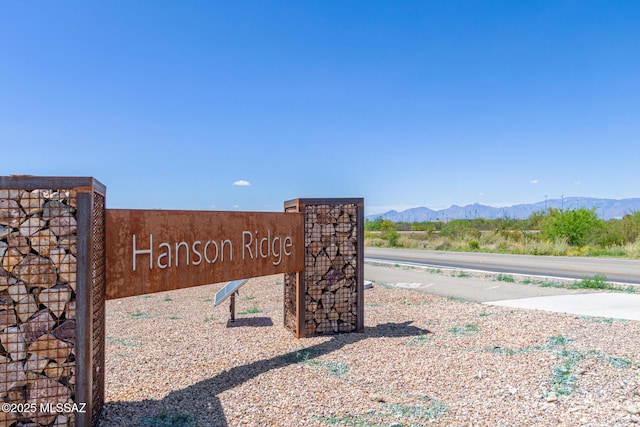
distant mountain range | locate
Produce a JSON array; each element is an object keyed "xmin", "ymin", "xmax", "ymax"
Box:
[{"xmin": 367, "ymin": 197, "xmax": 640, "ymax": 222}]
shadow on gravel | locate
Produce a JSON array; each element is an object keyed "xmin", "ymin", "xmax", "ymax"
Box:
[
  {"xmin": 98, "ymin": 321, "xmax": 431, "ymax": 427},
  {"xmin": 226, "ymin": 316, "xmax": 274, "ymax": 328}
]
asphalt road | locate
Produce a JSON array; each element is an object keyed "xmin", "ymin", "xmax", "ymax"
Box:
[
  {"xmin": 365, "ymin": 247, "xmax": 640, "ymax": 285},
  {"xmin": 364, "ymin": 262, "xmax": 585, "ymax": 303}
]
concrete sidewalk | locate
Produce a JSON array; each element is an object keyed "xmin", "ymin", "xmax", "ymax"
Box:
[
  {"xmin": 365, "ymin": 262, "xmax": 640, "ymax": 322},
  {"xmin": 485, "ymin": 293, "xmax": 640, "ymax": 321}
]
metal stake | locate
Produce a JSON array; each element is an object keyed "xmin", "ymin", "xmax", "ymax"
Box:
[{"xmin": 229, "ymin": 291, "xmax": 238, "ymax": 322}]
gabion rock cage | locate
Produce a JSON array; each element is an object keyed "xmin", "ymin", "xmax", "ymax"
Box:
[
  {"xmin": 284, "ymin": 198, "xmax": 364, "ymax": 338},
  {"xmin": 0, "ymin": 177, "xmax": 105, "ymax": 427},
  {"xmin": 0, "ymin": 175, "xmax": 363, "ymax": 426}
]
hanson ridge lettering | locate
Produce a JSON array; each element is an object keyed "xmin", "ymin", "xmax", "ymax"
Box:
[
  {"xmin": 132, "ymin": 229, "xmax": 293, "ymax": 271},
  {"xmin": 106, "ymin": 209, "xmax": 304, "ymax": 299}
]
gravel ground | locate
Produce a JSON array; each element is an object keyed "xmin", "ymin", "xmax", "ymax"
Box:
[{"xmin": 98, "ymin": 271, "xmax": 640, "ymax": 427}]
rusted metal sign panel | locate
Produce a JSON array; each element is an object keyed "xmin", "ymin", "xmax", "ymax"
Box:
[{"xmin": 106, "ymin": 209, "xmax": 303, "ymax": 299}]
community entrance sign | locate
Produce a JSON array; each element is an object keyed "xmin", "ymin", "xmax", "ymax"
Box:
[
  {"xmin": 0, "ymin": 176, "xmax": 364, "ymax": 427},
  {"xmin": 105, "ymin": 209, "xmax": 303, "ymax": 299}
]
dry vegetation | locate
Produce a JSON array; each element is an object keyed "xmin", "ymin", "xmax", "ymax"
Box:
[
  {"xmin": 98, "ymin": 274, "xmax": 640, "ymax": 427},
  {"xmin": 365, "ymin": 209, "xmax": 640, "ymax": 258}
]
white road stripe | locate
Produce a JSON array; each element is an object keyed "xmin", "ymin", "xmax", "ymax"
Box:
[{"xmin": 393, "ymin": 283, "xmax": 423, "ymax": 289}]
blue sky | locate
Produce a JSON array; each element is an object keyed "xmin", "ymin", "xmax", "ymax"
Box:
[{"xmin": 2, "ymin": 1, "xmax": 639, "ymax": 215}]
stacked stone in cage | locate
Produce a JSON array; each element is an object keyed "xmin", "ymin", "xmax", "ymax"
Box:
[
  {"xmin": 0, "ymin": 189, "xmax": 78, "ymax": 426},
  {"xmin": 302, "ymin": 204, "xmax": 359, "ymax": 336}
]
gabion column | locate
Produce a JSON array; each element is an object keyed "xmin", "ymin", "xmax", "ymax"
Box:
[
  {"xmin": 0, "ymin": 176, "xmax": 105, "ymax": 427},
  {"xmin": 284, "ymin": 198, "xmax": 364, "ymax": 338}
]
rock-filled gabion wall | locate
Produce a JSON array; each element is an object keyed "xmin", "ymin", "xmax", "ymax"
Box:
[
  {"xmin": 0, "ymin": 179, "xmax": 105, "ymax": 427},
  {"xmin": 284, "ymin": 199, "xmax": 364, "ymax": 338}
]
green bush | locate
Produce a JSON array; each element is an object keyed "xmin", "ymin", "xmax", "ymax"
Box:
[
  {"xmin": 540, "ymin": 208, "xmax": 604, "ymax": 246},
  {"xmin": 570, "ymin": 274, "xmax": 608, "ymax": 290},
  {"xmin": 440, "ymin": 220, "xmax": 481, "ymax": 240},
  {"xmin": 381, "ymin": 227, "xmax": 400, "ymax": 246},
  {"xmin": 600, "ymin": 211, "xmax": 640, "ymax": 246},
  {"xmin": 365, "ymin": 217, "xmax": 384, "ymax": 231},
  {"xmin": 380, "ymin": 220, "xmax": 400, "ymax": 246}
]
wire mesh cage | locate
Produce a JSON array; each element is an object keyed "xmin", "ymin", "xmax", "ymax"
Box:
[
  {"xmin": 283, "ymin": 198, "xmax": 364, "ymax": 338},
  {"xmin": 0, "ymin": 177, "xmax": 105, "ymax": 427},
  {"xmin": 283, "ymin": 205, "xmax": 299, "ymax": 334}
]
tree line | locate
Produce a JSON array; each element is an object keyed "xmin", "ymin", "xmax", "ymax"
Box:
[{"xmin": 365, "ymin": 208, "xmax": 640, "ymax": 256}]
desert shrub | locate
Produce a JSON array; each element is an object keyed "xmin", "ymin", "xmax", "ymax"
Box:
[
  {"xmin": 364, "ymin": 231, "xmax": 380, "ymax": 240},
  {"xmin": 524, "ymin": 239, "xmax": 570, "ymax": 256},
  {"xmin": 412, "ymin": 221, "xmax": 437, "ymax": 232},
  {"xmin": 570, "ymin": 274, "xmax": 608, "ymax": 289},
  {"xmin": 583, "ymin": 245, "xmax": 627, "ymax": 257},
  {"xmin": 365, "ymin": 237, "xmax": 389, "ymax": 247},
  {"xmin": 380, "ymin": 220, "xmax": 400, "ymax": 246},
  {"xmin": 365, "ymin": 217, "xmax": 384, "ymax": 231},
  {"xmin": 396, "ymin": 235, "xmax": 430, "ymax": 249},
  {"xmin": 600, "ymin": 211, "xmax": 640, "ymax": 246},
  {"xmin": 540, "ymin": 208, "xmax": 604, "ymax": 246},
  {"xmin": 627, "ymin": 240, "xmax": 640, "ymax": 258},
  {"xmin": 524, "ymin": 210, "xmax": 548, "ymax": 230},
  {"xmin": 499, "ymin": 230, "xmax": 522, "ymax": 242},
  {"xmin": 406, "ymin": 231, "xmax": 430, "ymax": 241},
  {"xmin": 439, "ymin": 220, "xmax": 481, "ymax": 240},
  {"xmin": 435, "ymin": 239, "xmax": 452, "ymax": 250}
]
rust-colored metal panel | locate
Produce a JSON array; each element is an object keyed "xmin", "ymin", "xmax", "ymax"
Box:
[{"xmin": 106, "ymin": 209, "xmax": 304, "ymax": 299}]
